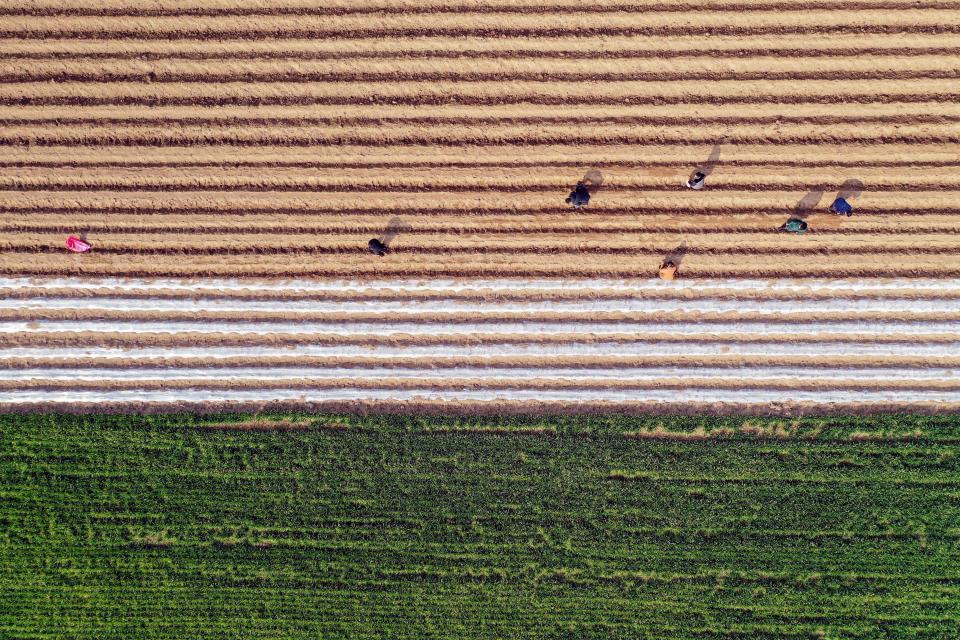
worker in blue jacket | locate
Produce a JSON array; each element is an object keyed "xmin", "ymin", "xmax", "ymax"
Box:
[
  {"xmin": 829, "ymin": 197, "xmax": 854, "ymax": 216},
  {"xmin": 565, "ymin": 181, "xmax": 591, "ymax": 209}
]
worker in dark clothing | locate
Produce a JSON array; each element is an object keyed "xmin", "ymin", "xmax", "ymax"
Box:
[
  {"xmin": 565, "ymin": 181, "xmax": 591, "ymax": 209},
  {"xmin": 779, "ymin": 218, "xmax": 808, "ymax": 233},
  {"xmin": 659, "ymin": 259, "xmax": 678, "ymax": 280},
  {"xmin": 829, "ymin": 197, "xmax": 854, "ymax": 216},
  {"xmin": 368, "ymin": 238, "xmax": 389, "ymax": 256},
  {"xmin": 686, "ymin": 171, "xmax": 706, "ymax": 190}
]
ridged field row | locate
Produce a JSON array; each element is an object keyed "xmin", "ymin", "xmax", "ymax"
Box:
[{"xmin": 0, "ymin": 12, "xmax": 957, "ymax": 277}]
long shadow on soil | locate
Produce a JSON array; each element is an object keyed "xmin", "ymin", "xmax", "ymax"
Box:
[
  {"xmin": 662, "ymin": 241, "xmax": 689, "ymax": 268},
  {"xmin": 689, "ymin": 144, "xmax": 722, "ymax": 183},
  {"xmin": 794, "ymin": 187, "xmax": 826, "ymax": 219},
  {"xmin": 380, "ymin": 216, "xmax": 412, "ymax": 247},
  {"xmin": 836, "ymin": 179, "xmax": 864, "ymax": 201}
]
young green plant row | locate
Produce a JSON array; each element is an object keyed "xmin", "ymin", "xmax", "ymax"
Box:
[{"xmin": 2, "ymin": 413, "xmax": 959, "ymax": 639}]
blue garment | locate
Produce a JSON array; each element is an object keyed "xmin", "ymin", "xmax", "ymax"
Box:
[
  {"xmin": 830, "ymin": 197, "xmax": 853, "ymax": 215},
  {"xmin": 567, "ymin": 184, "xmax": 590, "ymax": 208}
]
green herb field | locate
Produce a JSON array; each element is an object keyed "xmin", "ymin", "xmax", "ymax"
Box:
[{"xmin": 2, "ymin": 414, "xmax": 959, "ymax": 639}]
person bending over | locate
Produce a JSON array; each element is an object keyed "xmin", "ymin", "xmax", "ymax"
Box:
[{"xmin": 565, "ymin": 181, "xmax": 591, "ymax": 209}]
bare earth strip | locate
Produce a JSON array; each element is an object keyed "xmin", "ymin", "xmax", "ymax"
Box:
[
  {"xmin": 2, "ymin": 123, "xmax": 960, "ymax": 146},
  {"xmin": 9, "ymin": 254, "xmax": 960, "ymax": 278},
  {"xmin": 10, "ymin": 0, "xmax": 960, "ymax": 14},
  {"xmin": 1, "ymin": 166, "xmax": 958, "ymax": 190},
  {"xmin": 11, "ymin": 0, "xmax": 960, "ymax": 16},
  {"xmin": 5, "ymin": 102, "xmax": 960, "ymax": 126},
  {"xmin": 2, "ymin": 143, "xmax": 955, "ymax": 166},
  {"xmin": 4, "ymin": 34, "xmax": 960, "ymax": 59},
  {"xmin": 4, "ymin": 79, "xmax": 960, "ymax": 105},
  {"xmin": 3, "ymin": 56, "xmax": 959, "ymax": 83},
  {"xmin": 2, "ymin": 11, "xmax": 959, "ymax": 39}
]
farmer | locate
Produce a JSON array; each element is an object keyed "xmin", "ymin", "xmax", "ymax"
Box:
[
  {"xmin": 686, "ymin": 171, "xmax": 706, "ymax": 190},
  {"xmin": 368, "ymin": 238, "xmax": 388, "ymax": 256},
  {"xmin": 779, "ymin": 218, "xmax": 808, "ymax": 233},
  {"xmin": 659, "ymin": 259, "xmax": 678, "ymax": 280},
  {"xmin": 65, "ymin": 235, "xmax": 92, "ymax": 253},
  {"xmin": 565, "ymin": 181, "xmax": 591, "ymax": 209},
  {"xmin": 829, "ymin": 197, "xmax": 854, "ymax": 217}
]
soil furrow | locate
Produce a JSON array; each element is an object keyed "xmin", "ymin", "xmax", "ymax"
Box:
[
  {"xmin": 6, "ymin": 291, "xmax": 960, "ymax": 312},
  {"xmin": 1, "ymin": 119, "xmax": 957, "ymax": 148},
  {"xmin": 8, "ymin": 245, "xmax": 960, "ymax": 258},
  {"xmin": 3, "ymin": 33, "xmax": 956, "ymax": 57},
  {"xmin": 7, "ymin": 94, "xmax": 959, "ymax": 107},
  {"xmin": 2, "ymin": 332, "xmax": 954, "ymax": 349},
  {"xmin": 5, "ymin": 225, "xmax": 958, "ymax": 236},
  {"xmin": 5, "ymin": 115, "xmax": 959, "ymax": 127},
  {"xmin": 4, "ymin": 1, "xmax": 958, "ymax": 18},
  {"xmin": 1, "ymin": 160, "xmax": 956, "ymax": 170},
  {"xmin": 1, "ymin": 142, "xmax": 952, "ymax": 167},
  {"xmin": 4, "ymin": 26, "xmax": 960, "ymax": 40},
  {"xmin": 9, "ymin": 53, "xmax": 950, "ymax": 80},
  {"xmin": 4, "ymin": 100, "xmax": 960, "ymax": 121},
  {"xmin": 0, "ymin": 77, "xmax": 957, "ymax": 98},
  {"xmin": 5, "ymin": 47, "xmax": 960, "ymax": 61},
  {"xmin": 4, "ymin": 71, "xmax": 960, "ymax": 84},
  {"xmin": 5, "ymin": 360, "xmax": 959, "ymax": 376},
  {"xmin": 8, "ymin": 285, "xmax": 960, "ymax": 303},
  {"xmin": 7, "ymin": 265, "xmax": 960, "ymax": 278},
  {"xmin": 5, "ymin": 163, "xmax": 936, "ymax": 179},
  {"xmin": 4, "ymin": 207, "xmax": 955, "ymax": 218},
  {"xmin": 4, "ymin": 134, "xmax": 959, "ymax": 147},
  {"xmin": 2, "ymin": 5, "xmax": 958, "ymax": 35},
  {"xmin": 8, "ymin": 309, "xmax": 960, "ymax": 323},
  {"xmin": 0, "ymin": 178, "xmax": 956, "ymax": 193},
  {"xmin": 5, "ymin": 377, "xmax": 960, "ymax": 393},
  {"xmin": 0, "ymin": 191, "xmax": 956, "ymax": 213},
  {"xmin": 0, "ymin": 207, "xmax": 941, "ymax": 217}
]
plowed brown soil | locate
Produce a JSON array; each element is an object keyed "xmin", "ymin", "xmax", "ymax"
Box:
[
  {"xmin": 0, "ymin": 3, "xmax": 958, "ymax": 278},
  {"xmin": 2, "ymin": 3, "xmax": 960, "ymax": 414}
]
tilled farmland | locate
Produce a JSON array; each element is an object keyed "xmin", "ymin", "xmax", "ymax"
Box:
[{"xmin": 2, "ymin": 1, "xmax": 959, "ymax": 411}]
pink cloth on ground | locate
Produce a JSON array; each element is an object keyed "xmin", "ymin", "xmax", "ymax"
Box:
[{"xmin": 65, "ymin": 236, "xmax": 91, "ymax": 253}]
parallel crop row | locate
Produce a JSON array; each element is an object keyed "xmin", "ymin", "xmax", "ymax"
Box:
[{"xmin": 3, "ymin": 414, "xmax": 959, "ymax": 638}]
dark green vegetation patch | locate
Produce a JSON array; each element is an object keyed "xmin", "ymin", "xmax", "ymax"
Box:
[{"xmin": 2, "ymin": 414, "xmax": 959, "ymax": 639}]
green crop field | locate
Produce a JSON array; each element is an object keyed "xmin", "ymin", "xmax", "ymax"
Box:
[{"xmin": 2, "ymin": 414, "xmax": 959, "ymax": 639}]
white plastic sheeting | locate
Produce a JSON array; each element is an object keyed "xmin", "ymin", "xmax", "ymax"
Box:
[{"xmin": 2, "ymin": 277, "xmax": 957, "ymax": 408}]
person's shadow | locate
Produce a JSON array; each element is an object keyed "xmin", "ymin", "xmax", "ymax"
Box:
[
  {"xmin": 793, "ymin": 187, "xmax": 825, "ymax": 219},
  {"xmin": 368, "ymin": 216, "xmax": 411, "ymax": 256},
  {"xmin": 836, "ymin": 179, "xmax": 864, "ymax": 201},
  {"xmin": 661, "ymin": 241, "xmax": 689, "ymax": 269},
  {"xmin": 380, "ymin": 216, "xmax": 411, "ymax": 246},
  {"xmin": 688, "ymin": 144, "xmax": 721, "ymax": 184},
  {"xmin": 582, "ymin": 169, "xmax": 604, "ymax": 193}
]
